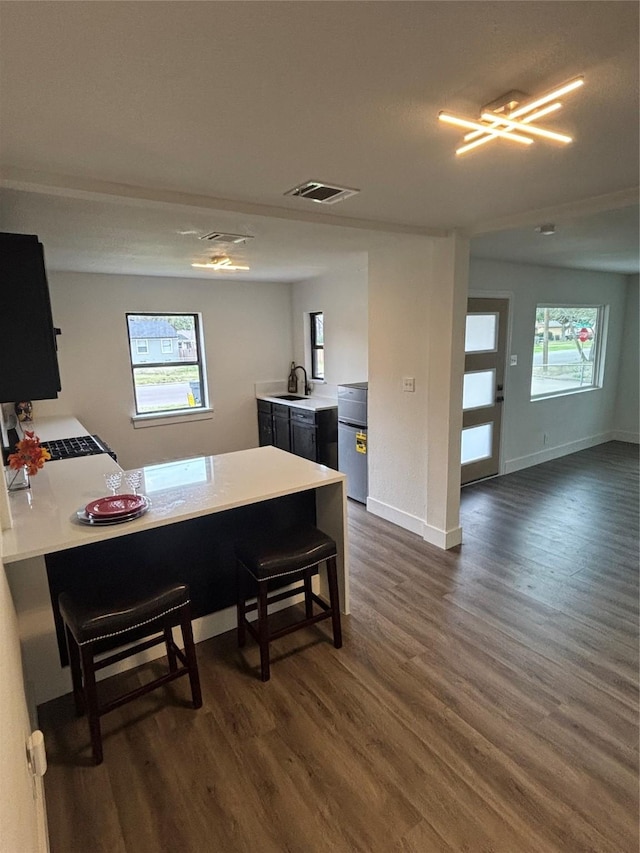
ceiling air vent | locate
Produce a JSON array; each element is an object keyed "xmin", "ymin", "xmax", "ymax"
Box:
[
  {"xmin": 199, "ymin": 232, "xmax": 254, "ymax": 244},
  {"xmin": 284, "ymin": 181, "xmax": 360, "ymax": 205}
]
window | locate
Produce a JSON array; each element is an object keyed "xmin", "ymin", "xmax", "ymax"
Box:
[
  {"xmin": 531, "ymin": 305, "xmax": 605, "ymax": 399},
  {"xmin": 126, "ymin": 313, "xmax": 206, "ymax": 415},
  {"xmin": 310, "ymin": 311, "xmax": 324, "ymax": 380}
]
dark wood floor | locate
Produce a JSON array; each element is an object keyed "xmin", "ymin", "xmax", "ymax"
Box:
[{"xmin": 39, "ymin": 441, "xmax": 639, "ymax": 852}]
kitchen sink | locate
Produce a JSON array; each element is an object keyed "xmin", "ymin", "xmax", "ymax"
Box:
[{"xmin": 274, "ymin": 394, "xmax": 307, "ymax": 400}]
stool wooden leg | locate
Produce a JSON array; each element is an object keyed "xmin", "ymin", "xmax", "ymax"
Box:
[
  {"xmin": 326, "ymin": 556, "xmax": 343, "ymax": 649},
  {"xmin": 257, "ymin": 580, "xmax": 271, "ymax": 682},
  {"xmin": 80, "ymin": 643, "xmax": 103, "ymax": 765},
  {"xmin": 180, "ymin": 606, "xmax": 202, "ymax": 709},
  {"xmin": 66, "ymin": 626, "xmax": 85, "ymax": 716},
  {"xmin": 164, "ymin": 624, "xmax": 177, "ymax": 672},
  {"xmin": 236, "ymin": 561, "xmax": 247, "ymax": 648},
  {"xmin": 303, "ymin": 569, "xmax": 313, "ymax": 619}
]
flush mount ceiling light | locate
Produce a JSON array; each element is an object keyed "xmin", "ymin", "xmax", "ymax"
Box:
[
  {"xmin": 438, "ymin": 76, "xmax": 584, "ymax": 156},
  {"xmin": 191, "ymin": 255, "xmax": 250, "ymax": 271},
  {"xmin": 535, "ymin": 224, "xmax": 556, "ymax": 236}
]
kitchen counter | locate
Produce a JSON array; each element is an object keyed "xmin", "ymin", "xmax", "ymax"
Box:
[
  {"xmin": 13, "ymin": 414, "xmax": 90, "ymax": 443},
  {"xmin": 2, "ymin": 444, "xmax": 345, "ymax": 563},
  {"xmin": 3, "ymin": 440, "xmax": 348, "ymax": 703},
  {"xmin": 256, "ymin": 393, "xmax": 337, "ymax": 411}
]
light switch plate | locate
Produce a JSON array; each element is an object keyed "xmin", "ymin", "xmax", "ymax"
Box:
[
  {"xmin": 403, "ymin": 377, "xmax": 415, "ymax": 392},
  {"xmin": 510, "ymin": 354, "xmax": 518, "ymax": 366}
]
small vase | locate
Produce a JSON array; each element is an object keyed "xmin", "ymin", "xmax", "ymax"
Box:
[{"xmin": 5, "ymin": 466, "xmax": 30, "ymax": 491}]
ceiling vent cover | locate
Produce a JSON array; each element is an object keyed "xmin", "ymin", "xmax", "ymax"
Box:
[
  {"xmin": 199, "ymin": 232, "xmax": 254, "ymax": 244},
  {"xmin": 284, "ymin": 181, "xmax": 360, "ymax": 205}
]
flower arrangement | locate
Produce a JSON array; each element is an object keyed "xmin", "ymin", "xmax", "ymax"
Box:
[{"xmin": 7, "ymin": 431, "xmax": 51, "ymax": 476}]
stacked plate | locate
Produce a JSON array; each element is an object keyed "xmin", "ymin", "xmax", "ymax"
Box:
[{"xmin": 76, "ymin": 493, "xmax": 150, "ymax": 526}]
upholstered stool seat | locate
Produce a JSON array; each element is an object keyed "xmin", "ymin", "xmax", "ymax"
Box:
[
  {"xmin": 59, "ymin": 581, "xmax": 202, "ymax": 764},
  {"xmin": 236, "ymin": 524, "xmax": 342, "ymax": 681}
]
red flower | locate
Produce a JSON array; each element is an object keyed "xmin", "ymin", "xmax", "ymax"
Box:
[{"xmin": 7, "ymin": 431, "xmax": 51, "ymax": 476}]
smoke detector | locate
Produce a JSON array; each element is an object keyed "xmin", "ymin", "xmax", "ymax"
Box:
[{"xmin": 284, "ymin": 180, "xmax": 360, "ymax": 205}]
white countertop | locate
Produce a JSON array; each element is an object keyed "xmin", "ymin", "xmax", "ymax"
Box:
[
  {"xmin": 17, "ymin": 415, "xmax": 90, "ymax": 442},
  {"xmin": 2, "ymin": 444, "xmax": 345, "ymax": 564},
  {"xmin": 257, "ymin": 394, "xmax": 337, "ymax": 411}
]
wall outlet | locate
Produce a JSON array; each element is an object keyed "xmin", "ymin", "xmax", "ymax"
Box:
[
  {"xmin": 402, "ymin": 377, "xmax": 415, "ymax": 392},
  {"xmin": 510, "ymin": 354, "xmax": 518, "ymax": 366}
]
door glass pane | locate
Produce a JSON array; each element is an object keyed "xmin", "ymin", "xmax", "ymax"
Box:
[
  {"xmin": 465, "ymin": 314, "xmax": 497, "ymax": 353},
  {"xmin": 463, "ymin": 370, "xmax": 495, "ymax": 411},
  {"xmin": 461, "ymin": 423, "xmax": 493, "ymax": 465}
]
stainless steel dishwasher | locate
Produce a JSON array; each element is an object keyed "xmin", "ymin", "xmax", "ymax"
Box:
[{"xmin": 337, "ymin": 382, "xmax": 368, "ymax": 503}]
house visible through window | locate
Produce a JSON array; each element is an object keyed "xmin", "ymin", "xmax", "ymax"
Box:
[
  {"xmin": 126, "ymin": 313, "xmax": 206, "ymax": 415},
  {"xmin": 531, "ymin": 305, "xmax": 605, "ymax": 399},
  {"xmin": 310, "ymin": 311, "xmax": 324, "ymax": 380}
]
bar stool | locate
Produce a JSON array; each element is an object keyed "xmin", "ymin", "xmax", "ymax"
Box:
[
  {"xmin": 236, "ymin": 524, "xmax": 342, "ymax": 681},
  {"xmin": 58, "ymin": 581, "xmax": 202, "ymax": 764}
]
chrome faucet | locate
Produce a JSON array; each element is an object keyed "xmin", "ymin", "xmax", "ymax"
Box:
[{"xmin": 291, "ymin": 364, "xmax": 311, "ymax": 396}]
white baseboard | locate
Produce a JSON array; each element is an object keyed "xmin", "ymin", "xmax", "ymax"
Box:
[
  {"xmin": 366, "ymin": 497, "xmax": 424, "ymax": 536},
  {"xmin": 367, "ymin": 497, "xmax": 462, "ymax": 550},
  {"xmin": 611, "ymin": 430, "xmax": 639, "ymax": 444},
  {"xmin": 423, "ymin": 523, "xmax": 463, "ymax": 550},
  {"xmin": 504, "ymin": 431, "xmax": 615, "ymax": 474}
]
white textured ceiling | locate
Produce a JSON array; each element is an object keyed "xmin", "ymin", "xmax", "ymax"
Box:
[
  {"xmin": 0, "ymin": 1, "xmax": 638, "ymax": 277},
  {"xmin": 471, "ymin": 204, "xmax": 640, "ymax": 274}
]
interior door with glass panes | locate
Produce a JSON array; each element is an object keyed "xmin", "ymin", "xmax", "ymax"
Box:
[{"xmin": 461, "ymin": 298, "xmax": 508, "ymax": 485}]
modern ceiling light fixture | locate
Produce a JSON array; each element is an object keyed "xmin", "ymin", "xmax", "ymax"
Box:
[
  {"xmin": 191, "ymin": 255, "xmax": 250, "ymax": 271},
  {"xmin": 535, "ymin": 224, "xmax": 556, "ymax": 236},
  {"xmin": 438, "ymin": 75, "xmax": 584, "ymax": 156}
]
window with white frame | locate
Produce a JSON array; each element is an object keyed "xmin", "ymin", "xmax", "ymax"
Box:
[
  {"xmin": 126, "ymin": 313, "xmax": 206, "ymax": 415},
  {"xmin": 531, "ymin": 305, "xmax": 605, "ymax": 399}
]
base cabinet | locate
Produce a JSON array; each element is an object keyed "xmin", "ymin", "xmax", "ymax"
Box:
[
  {"xmin": 257, "ymin": 403, "xmax": 273, "ymax": 446},
  {"xmin": 272, "ymin": 404, "xmax": 292, "ymax": 452},
  {"xmin": 257, "ymin": 401, "xmax": 337, "ymax": 468},
  {"xmin": 290, "ymin": 418, "xmax": 316, "ymax": 462}
]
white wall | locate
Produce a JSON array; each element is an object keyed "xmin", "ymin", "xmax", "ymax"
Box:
[
  {"xmin": 614, "ymin": 274, "xmax": 639, "ymax": 442},
  {"xmin": 291, "ymin": 253, "xmax": 368, "ymax": 398},
  {"xmin": 469, "ymin": 258, "xmax": 631, "ymax": 471},
  {"xmin": 367, "ymin": 232, "xmax": 464, "ymax": 547},
  {"xmin": 0, "ymin": 554, "xmax": 48, "ymax": 853},
  {"xmin": 35, "ymin": 271, "xmax": 293, "ymax": 469}
]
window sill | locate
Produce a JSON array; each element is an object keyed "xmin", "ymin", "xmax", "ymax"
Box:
[
  {"xmin": 131, "ymin": 408, "xmax": 214, "ymax": 429},
  {"xmin": 531, "ymin": 386, "xmax": 600, "ymax": 402}
]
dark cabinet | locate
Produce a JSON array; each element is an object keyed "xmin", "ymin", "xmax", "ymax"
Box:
[
  {"xmin": 290, "ymin": 410, "xmax": 317, "ymax": 462},
  {"xmin": 0, "ymin": 232, "xmax": 61, "ymax": 401},
  {"xmin": 257, "ymin": 400, "xmax": 337, "ymax": 468},
  {"xmin": 271, "ymin": 403, "xmax": 291, "ymax": 452},
  {"xmin": 257, "ymin": 400, "xmax": 273, "ymax": 446}
]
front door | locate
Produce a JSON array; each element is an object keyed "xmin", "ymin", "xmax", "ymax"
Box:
[{"xmin": 461, "ymin": 298, "xmax": 508, "ymax": 485}]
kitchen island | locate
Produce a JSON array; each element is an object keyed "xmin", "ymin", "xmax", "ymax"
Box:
[{"xmin": 2, "ymin": 430, "xmax": 348, "ymax": 704}]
